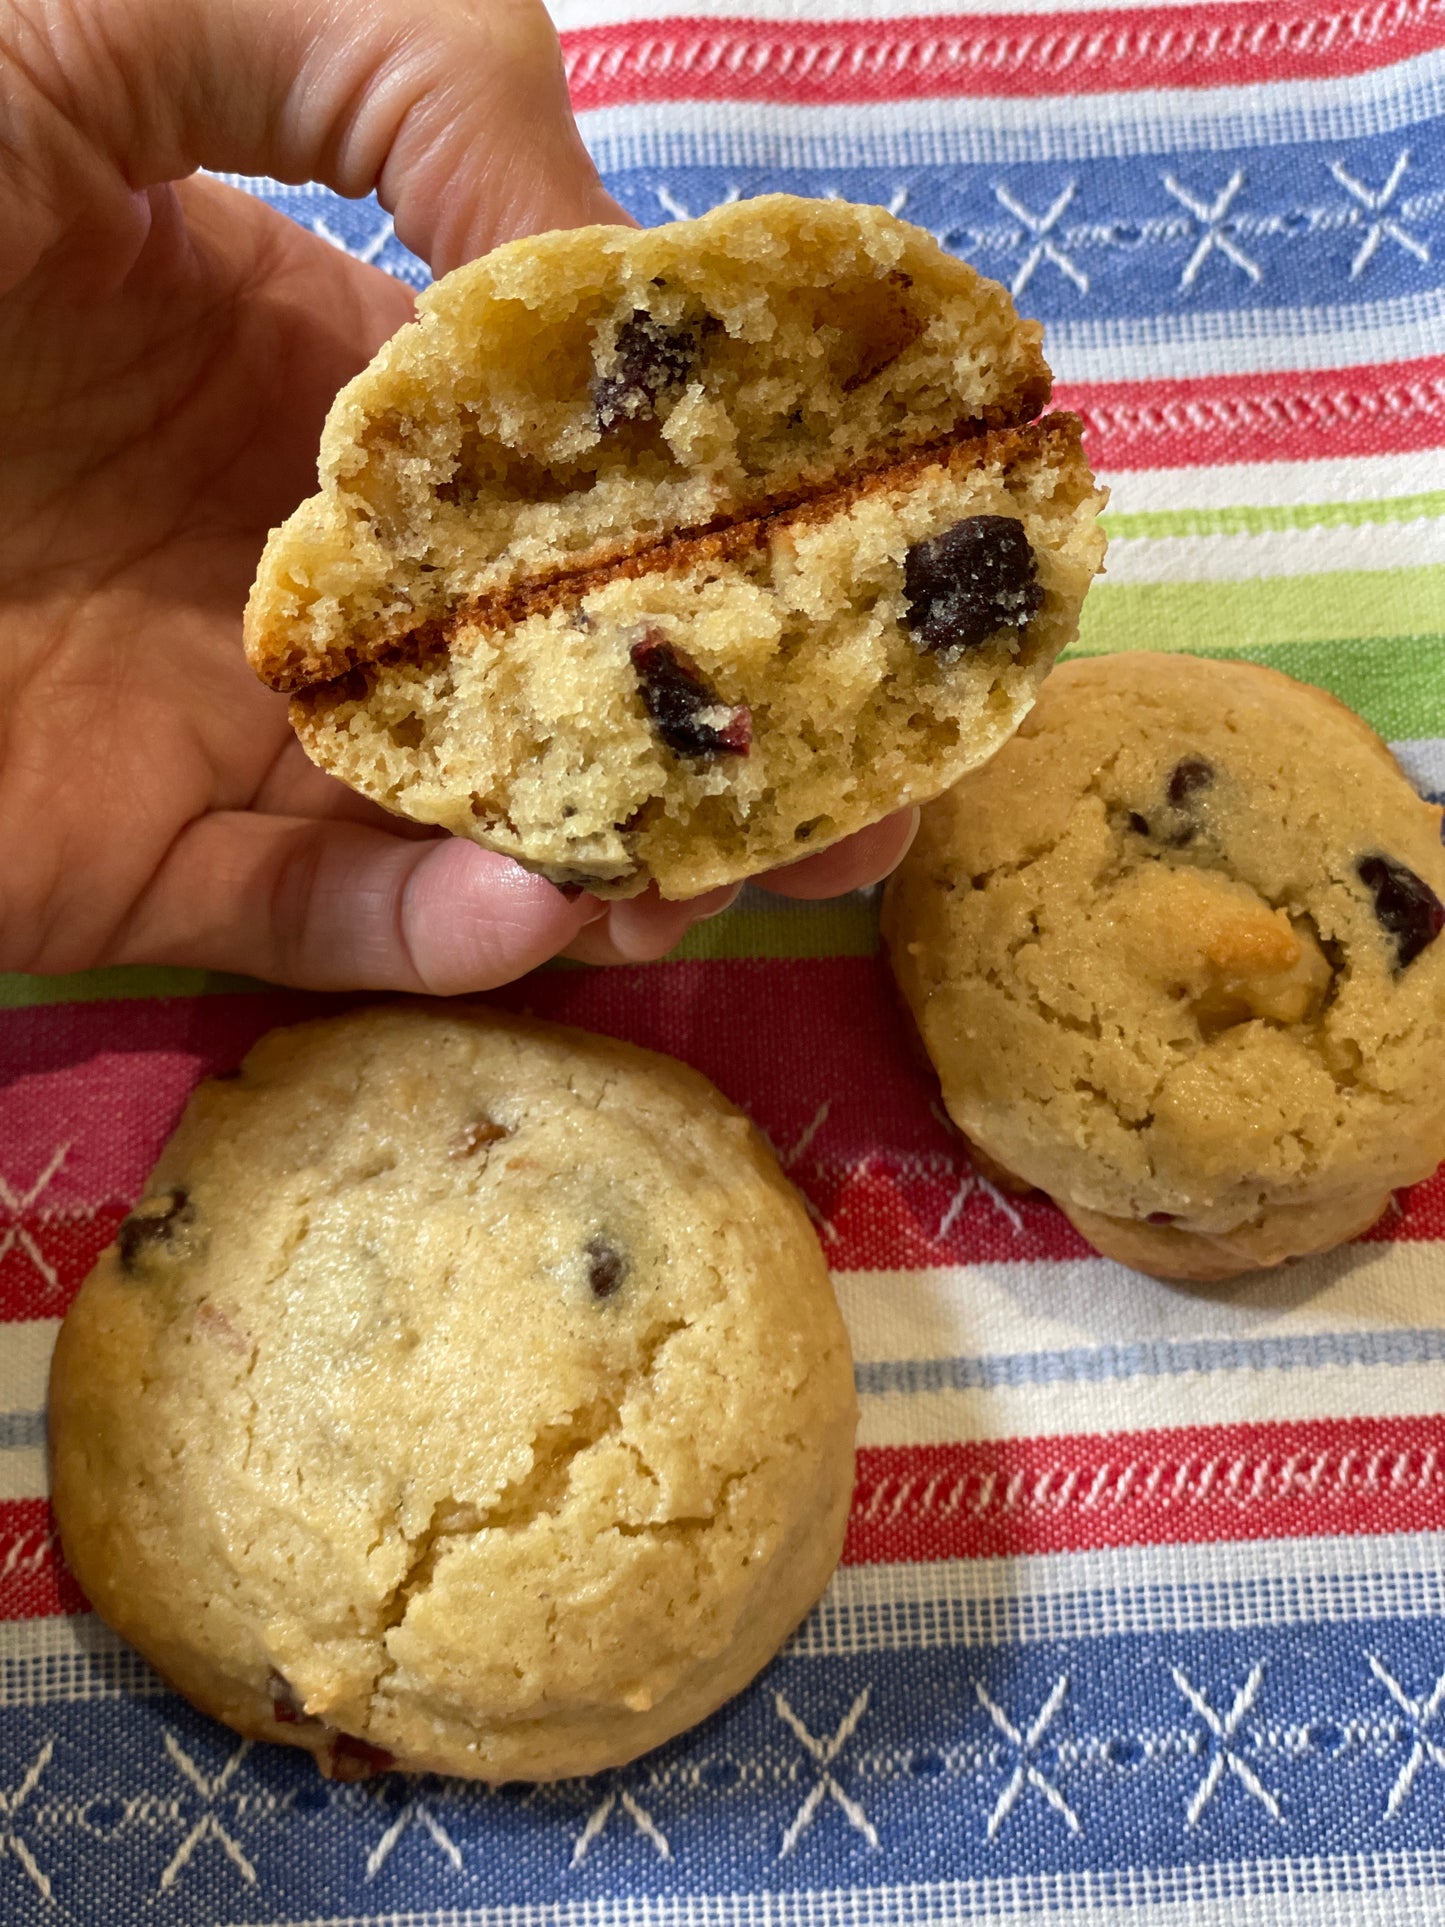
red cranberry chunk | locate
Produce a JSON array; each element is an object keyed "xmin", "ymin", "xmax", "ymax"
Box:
[
  {"xmin": 902, "ymin": 515, "xmax": 1043, "ymax": 657},
  {"xmin": 1357, "ymin": 854, "xmax": 1445, "ymax": 968},
  {"xmin": 323, "ymin": 1732, "xmax": 395, "ymax": 1781},
  {"xmin": 268, "ymin": 1670, "xmax": 309, "ymax": 1725},
  {"xmin": 1167, "ymin": 758, "xmax": 1214, "ymax": 805},
  {"xmin": 586, "ymin": 1237, "xmax": 628, "ymax": 1299},
  {"xmin": 594, "ymin": 312, "xmax": 699, "ymax": 429},
  {"xmin": 630, "ymin": 630, "xmax": 751, "ymax": 759}
]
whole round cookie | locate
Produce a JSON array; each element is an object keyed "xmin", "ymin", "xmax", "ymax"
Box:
[
  {"xmin": 882, "ymin": 653, "xmax": 1445, "ymax": 1281},
  {"xmin": 246, "ymin": 194, "xmax": 1105, "ymax": 897},
  {"xmin": 49, "ymin": 1007, "xmax": 856, "ymax": 1781}
]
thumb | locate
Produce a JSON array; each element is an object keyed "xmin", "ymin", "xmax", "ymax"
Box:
[
  {"xmin": 4, "ymin": 0, "xmax": 630, "ymax": 283},
  {"xmin": 111, "ymin": 811, "xmax": 601, "ymax": 994}
]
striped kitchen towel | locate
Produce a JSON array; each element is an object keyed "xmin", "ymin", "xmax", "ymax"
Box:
[{"xmin": 2, "ymin": 0, "xmax": 1443, "ymax": 1921}]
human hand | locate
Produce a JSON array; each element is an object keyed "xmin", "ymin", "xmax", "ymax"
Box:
[{"xmin": 0, "ymin": 0, "xmax": 917, "ymax": 993}]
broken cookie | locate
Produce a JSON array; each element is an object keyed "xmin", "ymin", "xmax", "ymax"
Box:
[
  {"xmin": 246, "ymin": 194, "xmax": 1105, "ymax": 897},
  {"xmin": 49, "ymin": 1006, "xmax": 856, "ymax": 1781}
]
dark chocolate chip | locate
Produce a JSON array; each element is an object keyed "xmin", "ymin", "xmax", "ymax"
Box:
[
  {"xmin": 586, "ymin": 1237, "xmax": 628, "ymax": 1299},
  {"xmin": 1145, "ymin": 1211, "xmax": 1178, "ymax": 1225},
  {"xmin": 902, "ymin": 515, "xmax": 1043, "ymax": 657},
  {"xmin": 1166, "ymin": 758, "xmax": 1215, "ymax": 806},
  {"xmin": 1356, "ymin": 853, "xmax": 1445, "ymax": 968},
  {"xmin": 323, "ymin": 1733, "xmax": 395, "ymax": 1781},
  {"xmin": 593, "ymin": 311, "xmax": 699, "ymax": 430},
  {"xmin": 1127, "ymin": 812, "xmax": 1150, "ymax": 836},
  {"xmin": 630, "ymin": 629, "xmax": 751, "ymax": 759},
  {"xmin": 117, "ymin": 1189, "xmax": 193, "ymax": 1275}
]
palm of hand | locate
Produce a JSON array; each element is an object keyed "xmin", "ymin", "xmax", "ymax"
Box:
[{"xmin": 0, "ymin": 177, "xmax": 415, "ymax": 974}]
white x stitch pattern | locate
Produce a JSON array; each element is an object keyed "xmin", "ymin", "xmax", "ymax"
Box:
[
  {"xmin": 366, "ymin": 1789, "xmax": 464, "ymax": 1878},
  {"xmin": 1162, "ymin": 171, "xmax": 1262, "ymax": 289},
  {"xmin": 976, "ymin": 1674, "xmax": 1081, "ymax": 1841},
  {"xmin": 0, "ymin": 1738, "xmax": 55, "ymax": 1901},
  {"xmin": 992, "ymin": 182, "xmax": 1089, "ymax": 296},
  {"xmin": 570, "ymin": 1786, "xmax": 671, "ymax": 1867},
  {"xmin": 1171, "ymin": 1664, "xmax": 1282, "ymax": 1827},
  {"xmin": 0, "ymin": 1142, "xmax": 70, "ymax": 1292},
  {"xmin": 1368, "ymin": 1654, "xmax": 1445, "ymax": 1819},
  {"xmin": 776, "ymin": 1688, "xmax": 879, "ymax": 1857},
  {"xmin": 158, "ymin": 1734, "xmax": 258, "ymax": 1894},
  {"xmin": 1330, "ymin": 151, "xmax": 1430, "ymax": 279}
]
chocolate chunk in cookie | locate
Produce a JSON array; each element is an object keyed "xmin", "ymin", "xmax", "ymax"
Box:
[
  {"xmin": 1357, "ymin": 853, "xmax": 1445, "ymax": 968},
  {"xmin": 586, "ymin": 1237, "xmax": 628, "ymax": 1299},
  {"xmin": 1167, "ymin": 757, "xmax": 1214, "ymax": 805},
  {"xmin": 117, "ymin": 1190, "xmax": 194, "ymax": 1275},
  {"xmin": 594, "ymin": 312, "xmax": 701, "ymax": 430},
  {"xmin": 902, "ymin": 515, "xmax": 1043, "ymax": 657}
]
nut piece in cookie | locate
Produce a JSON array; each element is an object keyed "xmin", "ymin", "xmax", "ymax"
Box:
[
  {"xmin": 248, "ymin": 195, "xmax": 1105, "ymax": 899},
  {"xmin": 883, "ymin": 652, "xmax": 1445, "ymax": 1282},
  {"xmin": 49, "ymin": 1007, "xmax": 856, "ymax": 1782}
]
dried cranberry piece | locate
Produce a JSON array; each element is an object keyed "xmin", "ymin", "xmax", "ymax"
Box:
[
  {"xmin": 1356, "ymin": 854, "xmax": 1445, "ymax": 968},
  {"xmin": 117, "ymin": 1189, "xmax": 193, "ymax": 1275},
  {"xmin": 593, "ymin": 312, "xmax": 699, "ymax": 429},
  {"xmin": 630, "ymin": 630, "xmax": 751, "ymax": 759},
  {"xmin": 268, "ymin": 1670, "xmax": 309, "ymax": 1725},
  {"xmin": 902, "ymin": 515, "xmax": 1042, "ymax": 657},
  {"xmin": 1145, "ymin": 1211, "xmax": 1178, "ymax": 1225},
  {"xmin": 323, "ymin": 1733, "xmax": 395, "ymax": 1781},
  {"xmin": 587, "ymin": 1237, "xmax": 628, "ymax": 1299},
  {"xmin": 450, "ymin": 1118, "xmax": 508, "ymax": 1159}
]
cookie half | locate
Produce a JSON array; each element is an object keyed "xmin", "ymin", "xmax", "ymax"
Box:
[
  {"xmin": 883, "ymin": 654, "xmax": 1445, "ymax": 1282},
  {"xmin": 49, "ymin": 1007, "xmax": 857, "ymax": 1781},
  {"xmin": 246, "ymin": 195, "xmax": 1105, "ymax": 896}
]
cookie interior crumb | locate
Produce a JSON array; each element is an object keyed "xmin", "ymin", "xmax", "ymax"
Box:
[{"xmin": 294, "ymin": 420, "xmax": 1103, "ymax": 894}]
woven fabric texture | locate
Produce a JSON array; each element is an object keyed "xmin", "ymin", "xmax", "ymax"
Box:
[{"xmin": 2, "ymin": 0, "xmax": 1444, "ymax": 1920}]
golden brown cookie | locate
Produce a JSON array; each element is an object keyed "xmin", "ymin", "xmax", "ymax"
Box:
[
  {"xmin": 883, "ymin": 653, "xmax": 1445, "ymax": 1281},
  {"xmin": 49, "ymin": 1007, "xmax": 857, "ymax": 1780}
]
